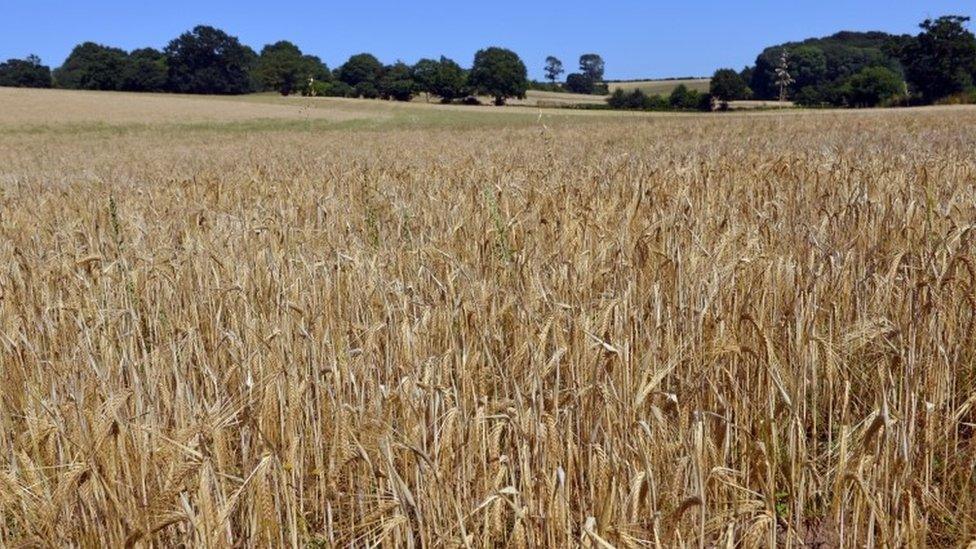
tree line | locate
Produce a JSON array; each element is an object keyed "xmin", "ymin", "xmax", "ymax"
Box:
[
  {"xmin": 0, "ymin": 24, "xmax": 611, "ymax": 105},
  {"xmin": 538, "ymin": 54, "xmax": 608, "ymax": 95},
  {"xmin": 3, "ymin": 15, "xmax": 973, "ymax": 110},
  {"xmin": 705, "ymin": 15, "xmax": 976, "ymax": 108},
  {"xmin": 0, "ymin": 26, "xmax": 539, "ymax": 105},
  {"xmin": 607, "ymin": 84, "xmax": 713, "ymax": 112}
]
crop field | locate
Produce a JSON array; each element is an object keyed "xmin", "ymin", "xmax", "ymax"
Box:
[
  {"xmin": 607, "ymin": 78, "xmax": 712, "ymax": 96},
  {"xmin": 412, "ymin": 90, "xmax": 609, "ymax": 108},
  {"xmin": 1, "ymin": 88, "xmax": 976, "ymax": 547}
]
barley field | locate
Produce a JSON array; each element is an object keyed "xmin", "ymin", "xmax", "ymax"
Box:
[{"xmin": 1, "ymin": 88, "xmax": 976, "ymax": 547}]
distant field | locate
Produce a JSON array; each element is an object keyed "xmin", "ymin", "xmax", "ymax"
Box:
[
  {"xmin": 0, "ymin": 87, "xmax": 387, "ymax": 126},
  {"xmin": 509, "ymin": 89, "xmax": 608, "ymax": 107},
  {"xmin": 0, "ymin": 87, "xmax": 792, "ymax": 131},
  {"xmin": 3, "ymin": 87, "xmax": 976, "ymax": 546},
  {"xmin": 0, "ymin": 87, "xmax": 652, "ymax": 133},
  {"xmin": 410, "ymin": 89, "xmax": 607, "ymax": 108},
  {"xmin": 729, "ymin": 99, "xmax": 795, "ymax": 109},
  {"xmin": 608, "ymin": 78, "xmax": 711, "ymax": 95}
]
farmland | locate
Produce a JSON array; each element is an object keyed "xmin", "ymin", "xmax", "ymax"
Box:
[
  {"xmin": 1, "ymin": 88, "xmax": 976, "ymax": 546},
  {"xmin": 607, "ymin": 78, "xmax": 712, "ymax": 96}
]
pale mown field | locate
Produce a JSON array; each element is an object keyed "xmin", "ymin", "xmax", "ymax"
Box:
[
  {"xmin": 411, "ymin": 89, "xmax": 609, "ymax": 108},
  {"xmin": 607, "ymin": 78, "xmax": 712, "ymax": 95},
  {"xmin": 1, "ymin": 88, "xmax": 976, "ymax": 547}
]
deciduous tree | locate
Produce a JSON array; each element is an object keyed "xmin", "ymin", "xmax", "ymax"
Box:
[
  {"xmin": 378, "ymin": 61, "xmax": 416, "ymax": 101},
  {"xmin": 430, "ymin": 57, "xmax": 468, "ymax": 102},
  {"xmin": 121, "ymin": 48, "xmax": 168, "ymax": 92},
  {"xmin": 254, "ymin": 41, "xmax": 328, "ymax": 95},
  {"xmin": 0, "ymin": 55, "xmax": 52, "ymax": 88},
  {"xmin": 338, "ymin": 53, "xmax": 384, "ymax": 87},
  {"xmin": 564, "ymin": 72, "xmax": 594, "ymax": 94},
  {"xmin": 165, "ymin": 26, "xmax": 256, "ymax": 94},
  {"xmin": 469, "ymin": 47, "xmax": 527, "ymax": 105},
  {"xmin": 578, "ymin": 53, "xmax": 605, "ymax": 82},
  {"xmin": 895, "ymin": 15, "xmax": 976, "ymax": 102},
  {"xmin": 710, "ymin": 68, "xmax": 749, "ymax": 104},
  {"xmin": 544, "ymin": 56, "xmax": 564, "ymax": 84},
  {"xmin": 54, "ymin": 42, "xmax": 128, "ymax": 90}
]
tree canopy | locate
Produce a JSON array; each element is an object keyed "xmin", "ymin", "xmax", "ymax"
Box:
[
  {"xmin": 54, "ymin": 42, "xmax": 128, "ymax": 90},
  {"xmin": 544, "ymin": 56, "xmax": 564, "ymax": 83},
  {"xmin": 411, "ymin": 58, "xmax": 440, "ymax": 100},
  {"xmin": 337, "ymin": 53, "xmax": 384, "ymax": 87},
  {"xmin": 564, "ymin": 73, "xmax": 594, "ymax": 94},
  {"xmin": 749, "ymin": 31, "xmax": 901, "ymax": 101},
  {"xmin": 427, "ymin": 57, "xmax": 468, "ymax": 102},
  {"xmin": 468, "ymin": 47, "xmax": 527, "ymax": 105},
  {"xmin": 607, "ymin": 85, "xmax": 712, "ymax": 111},
  {"xmin": 254, "ymin": 41, "xmax": 329, "ymax": 95},
  {"xmin": 710, "ymin": 68, "xmax": 750, "ymax": 103},
  {"xmin": 843, "ymin": 66, "xmax": 905, "ymax": 107},
  {"xmin": 164, "ymin": 26, "xmax": 256, "ymax": 94},
  {"xmin": 579, "ymin": 54, "xmax": 605, "ymax": 82},
  {"xmin": 378, "ymin": 61, "xmax": 416, "ymax": 101},
  {"xmin": 0, "ymin": 55, "xmax": 52, "ymax": 88},
  {"xmin": 121, "ymin": 48, "xmax": 168, "ymax": 92},
  {"xmin": 893, "ymin": 15, "xmax": 976, "ymax": 102}
]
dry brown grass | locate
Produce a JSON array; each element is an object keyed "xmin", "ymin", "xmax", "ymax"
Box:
[{"xmin": 1, "ymin": 90, "xmax": 976, "ymax": 547}]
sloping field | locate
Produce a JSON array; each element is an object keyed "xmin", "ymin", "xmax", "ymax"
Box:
[
  {"xmin": 2, "ymin": 88, "xmax": 976, "ymax": 546},
  {"xmin": 0, "ymin": 87, "xmax": 652, "ymax": 133},
  {"xmin": 608, "ymin": 77, "xmax": 711, "ymax": 95},
  {"xmin": 0, "ymin": 87, "xmax": 392, "ymax": 126},
  {"xmin": 510, "ymin": 89, "xmax": 609, "ymax": 107}
]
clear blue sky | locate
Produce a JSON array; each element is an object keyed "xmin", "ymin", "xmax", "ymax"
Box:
[{"xmin": 1, "ymin": 1, "xmax": 973, "ymax": 80}]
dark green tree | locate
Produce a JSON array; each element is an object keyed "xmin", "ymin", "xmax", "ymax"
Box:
[
  {"xmin": 579, "ymin": 53, "xmax": 605, "ymax": 82},
  {"xmin": 468, "ymin": 47, "xmax": 527, "ymax": 105},
  {"xmin": 54, "ymin": 42, "xmax": 128, "ymax": 90},
  {"xmin": 121, "ymin": 48, "xmax": 168, "ymax": 92},
  {"xmin": 165, "ymin": 26, "xmax": 256, "ymax": 94},
  {"xmin": 669, "ymin": 84, "xmax": 691, "ymax": 108},
  {"xmin": 792, "ymin": 85, "xmax": 826, "ymax": 106},
  {"xmin": 303, "ymin": 55, "xmax": 331, "ymax": 82},
  {"xmin": 607, "ymin": 88, "xmax": 628, "ymax": 108},
  {"xmin": 739, "ymin": 66, "xmax": 754, "ymax": 88},
  {"xmin": 378, "ymin": 61, "xmax": 416, "ymax": 101},
  {"xmin": 790, "ymin": 45, "xmax": 828, "ymax": 90},
  {"xmin": 412, "ymin": 58, "xmax": 440, "ymax": 100},
  {"xmin": 607, "ymin": 88, "xmax": 652, "ymax": 109},
  {"xmin": 544, "ymin": 56, "xmax": 564, "ymax": 84},
  {"xmin": 564, "ymin": 72, "xmax": 594, "ymax": 94},
  {"xmin": 305, "ymin": 80, "xmax": 354, "ymax": 97},
  {"xmin": 254, "ymin": 41, "xmax": 328, "ymax": 95},
  {"xmin": 328, "ymin": 81, "xmax": 355, "ymax": 97},
  {"xmin": 668, "ymin": 84, "xmax": 712, "ymax": 110},
  {"xmin": 338, "ymin": 53, "xmax": 384, "ymax": 87},
  {"xmin": 895, "ymin": 15, "xmax": 976, "ymax": 103},
  {"xmin": 354, "ymin": 81, "xmax": 380, "ymax": 99},
  {"xmin": 709, "ymin": 68, "xmax": 749, "ymax": 104},
  {"xmin": 0, "ymin": 55, "xmax": 52, "ymax": 88},
  {"xmin": 844, "ymin": 66, "xmax": 905, "ymax": 106},
  {"xmin": 749, "ymin": 32, "xmax": 901, "ymax": 100},
  {"xmin": 430, "ymin": 56, "xmax": 468, "ymax": 102}
]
